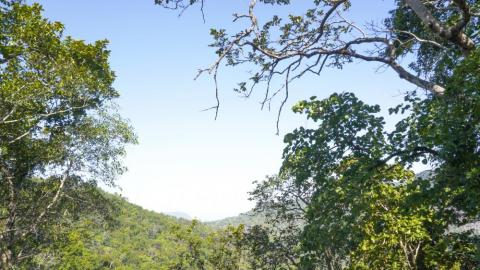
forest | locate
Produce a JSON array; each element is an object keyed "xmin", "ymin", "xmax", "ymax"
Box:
[{"xmin": 1, "ymin": 0, "xmax": 480, "ymax": 269}]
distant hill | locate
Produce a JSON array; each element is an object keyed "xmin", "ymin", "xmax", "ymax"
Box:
[
  {"xmin": 164, "ymin": 211, "xmax": 192, "ymax": 220},
  {"xmin": 207, "ymin": 210, "xmax": 266, "ymax": 229},
  {"xmin": 209, "ymin": 171, "xmax": 480, "ymax": 236},
  {"xmin": 36, "ymin": 194, "xmax": 214, "ymax": 269}
]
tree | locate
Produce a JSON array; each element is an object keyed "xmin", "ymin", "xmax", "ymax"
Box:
[
  {"xmin": 155, "ymin": 0, "xmax": 478, "ymax": 128},
  {"xmin": 156, "ymin": 0, "xmax": 480, "ymax": 268},
  {"xmin": 246, "ymin": 175, "xmax": 309, "ymax": 269},
  {"xmin": 247, "ymin": 87, "xmax": 479, "ymax": 269},
  {"xmin": 0, "ymin": 1, "xmax": 136, "ymax": 268},
  {"xmin": 203, "ymin": 224, "xmax": 246, "ymax": 269}
]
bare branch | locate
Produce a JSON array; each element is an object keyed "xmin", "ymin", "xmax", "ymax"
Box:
[
  {"xmin": 394, "ymin": 30, "xmax": 445, "ymax": 49},
  {"xmin": 183, "ymin": 0, "xmax": 467, "ymax": 121},
  {"xmin": 311, "ymin": 0, "xmax": 348, "ymax": 45},
  {"xmin": 335, "ymin": 11, "xmax": 367, "ymax": 38},
  {"xmin": 8, "ymin": 130, "xmax": 31, "ymax": 144},
  {"xmin": 244, "ymin": 36, "xmax": 446, "ymax": 94},
  {"xmin": 276, "ymin": 67, "xmax": 290, "ymax": 135},
  {"xmin": 154, "ymin": 0, "xmax": 206, "ymax": 21},
  {"xmin": 1, "ymin": 103, "xmax": 90, "ymax": 125},
  {"xmin": 0, "ymin": 106, "xmax": 17, "ymax": 124}
]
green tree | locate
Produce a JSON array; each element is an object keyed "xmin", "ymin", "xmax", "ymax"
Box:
[
  {"xmin": 0, "ymin": 1, "xmax": 136, "ymax": 268},
  {"xmin": 207, "ymin": 225, "xmax": 246, "ymax": 269},
  {"xmin": 249, "ymin": 86, "xmax": 479, "ymax": 269},
  {"xmin": 280, "ymin": 85, "xmax": 480, "ymax": 268},
  {"xmin": 247, "ymin": 175, "xmax": 307, "ymax": 269},
  {"xmin": 156, "ymin": 0, "xmax": 480, "ymax": 268}
]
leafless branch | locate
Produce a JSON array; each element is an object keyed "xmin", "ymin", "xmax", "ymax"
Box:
[
  {"xmin": 155, "ymin": 0, "xmax": 206, "ymax": 22},
  {"xmin": 335, "ymin": 11, "xmax": 367, "ymax": 38},
  {"xmin": 1, "ymin": 103, "xmax": 90, "ymax": 125},
  {"xmin": 176, "ymin": 0, "xmax": 480, "ymax": 122},
  {"xmin": 0, "ymin": 106, "xmax": 17, "ymax": 124},
  {"xmin": 394, "ymin": 30, "xmax": 445, "ymax": 48},
  {"xmin": 276, "ymin": 67, "xmax": 290, "ymax": 135}
]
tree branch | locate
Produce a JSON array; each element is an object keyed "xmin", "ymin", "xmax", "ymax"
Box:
[
  {"xmin": 404, "ymin": 0, "xmax": 475, "ymax": 55},
  {"xmin": 22, "ymin": 161, "xmax": 72, "ymax": 238}
]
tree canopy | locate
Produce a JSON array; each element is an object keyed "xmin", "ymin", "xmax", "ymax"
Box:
[
  {"xmin": 156, "ymin": 0, "xmax": 480, "ymax": 268},
  {"xmin": 0, "ymin": 2, "xmax": 136, "ymax": 268}
]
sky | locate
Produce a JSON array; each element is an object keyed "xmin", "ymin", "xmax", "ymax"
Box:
[{"xmin": 32, "ymin": 0, "xmax": 418, "ymax": 221}]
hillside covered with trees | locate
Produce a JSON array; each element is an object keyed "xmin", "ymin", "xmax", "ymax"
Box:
[{"xmin": 32, "ymin": 194, "xmax": 246, "ymax": 269}]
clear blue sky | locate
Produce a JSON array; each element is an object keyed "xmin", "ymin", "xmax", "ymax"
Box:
[{"xmin": 32, "ymin": 0, "xmax": 417, "ymax": 221}]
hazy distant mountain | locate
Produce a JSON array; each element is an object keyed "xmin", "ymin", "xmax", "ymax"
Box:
[
  {"xmin": 164, "ymin": 211, "xmax": 192, "ymax": 220},
  {"xmin": 207, "ymin": 210, "xmax": 266, "ymax": 229},
  {"xmin": 208, "ymin": 171, "xmax": 480, "ymax": 235}
]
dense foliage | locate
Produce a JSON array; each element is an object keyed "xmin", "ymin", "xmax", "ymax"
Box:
[
  {"xmin": 31, "ymin": 194, "xmax": 250, "ymax": 270},
  {"xmin": 0, "ymin": 1, "xmax": 135, "ymax": 268},
  {"xmin": 156, "ymin": 0, "xmax": 480, "ymax": 269}
]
